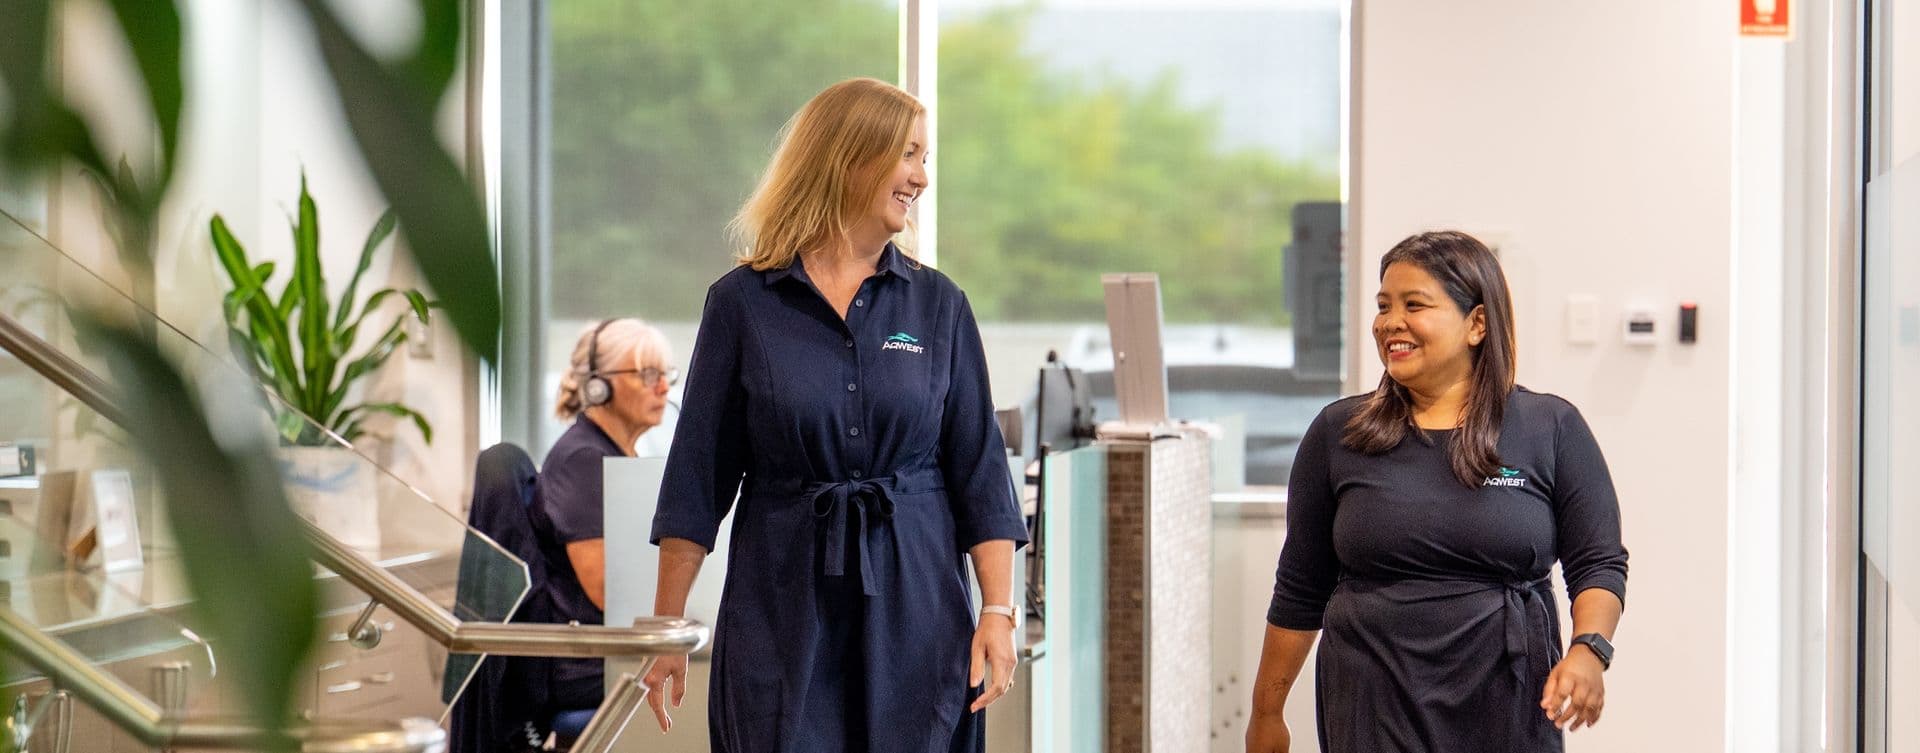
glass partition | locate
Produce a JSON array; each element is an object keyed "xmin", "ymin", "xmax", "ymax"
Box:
[
  {"xmin": 1863, "ymin": 0, "xmax": 1920, "ymax": 748},
  {"xmin": 0, "ymin": 207, "xmax": 531, "ymax": 706},
  {"xmin": 1036, "ymin": 443, "xmax": 1106, "ymax": 751},
  {"xmin": 0, "ymin": 514, "xmax": 207, "ymax": 683},
  {"xmin": 0, "ymin": 505, "xmax": 218, "ymax": 753}
]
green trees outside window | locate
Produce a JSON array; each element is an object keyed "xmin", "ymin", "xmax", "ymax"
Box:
[{"xmin": 550, "ymin": 0, "xmax": 1338, "ymax": 326}]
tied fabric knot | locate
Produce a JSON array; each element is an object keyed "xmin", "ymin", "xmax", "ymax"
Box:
[
  {"xmin": 804, "ymin": 478, "xmax": 898, "ymax": 596},
  {"xmin": 1501, "ymin": 577, "xmax": 1553, "ymax": 680}
]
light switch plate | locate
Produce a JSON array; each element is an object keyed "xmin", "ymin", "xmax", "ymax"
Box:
[{"xmin": 1566, "ymin": 294, "xmax": 1598, "ymax": 345}]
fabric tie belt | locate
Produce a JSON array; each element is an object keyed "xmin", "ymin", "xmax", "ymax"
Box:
[
  {"xmin": 1496, "ymin": 577, "xmax": 1553, "ymax": 669},
  {"xmin": 774, "ymin": 467, "xmax": 941, "ymax": 597},
  {"xmin": 1342, "ymin": 574, "xmax": 1554, "ymax": 680}
]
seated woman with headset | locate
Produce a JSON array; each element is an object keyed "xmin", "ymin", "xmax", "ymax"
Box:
[{"xmin": 531, "ymin": 318, "xmax": 678, "ymax": 711}]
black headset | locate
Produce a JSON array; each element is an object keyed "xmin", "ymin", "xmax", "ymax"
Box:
[{"xmin": 580, "ymin": 318, "xmax": 616, "ymax": 408}]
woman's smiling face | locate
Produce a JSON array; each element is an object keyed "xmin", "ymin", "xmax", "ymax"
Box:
[{"xmin": 1373, "ymin": 261, "xmax": 1485, "ymax": 393}]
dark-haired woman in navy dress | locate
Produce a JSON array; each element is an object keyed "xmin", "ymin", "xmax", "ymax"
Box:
[{"xmin": 1246, "ymin": 231, "xmax": 1629, "ymax": 753}]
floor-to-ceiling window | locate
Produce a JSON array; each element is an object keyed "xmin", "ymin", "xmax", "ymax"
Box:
[
  {"xmin": 500, "ymin": 6, "xmax": 1348, "ymax": 750},
  {"xmin": 1860, "ymin": 0, "xmax": 1919, "ymax": 749},
  {"xmin": 936, "ymin": 0, "xmax": 1345, "ymax": 488},
  {"xmin": 516, "ymin": 0, "xmax": 1347, "ymax": 475},
  {"xmin": 536, "ymin": 0, "xmax": 899, "ymax": 455}
]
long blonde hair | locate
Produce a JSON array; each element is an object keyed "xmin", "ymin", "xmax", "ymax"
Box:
[{"xmin": 731, "ymin": 78, "xmax": 925, "ymax": 270}]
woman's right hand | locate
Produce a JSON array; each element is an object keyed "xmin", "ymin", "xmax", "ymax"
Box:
[
  {"xmin": 1245, "ymin": 713, "xmax": 1290, "ymax": 753},
  {"xmin": 642, "ymin": 654, "xmax": 689, "ymax": 732},
  {"xmin": 1245, "ymin": 624, "xmax": 1316, "ymax": 753}
]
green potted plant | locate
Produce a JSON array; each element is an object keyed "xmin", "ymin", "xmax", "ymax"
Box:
[{"xmin": 209, "ymin": 173, "xmax": 434, "ymax": 553}]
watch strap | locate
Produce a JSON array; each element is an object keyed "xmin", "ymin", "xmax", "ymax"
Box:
[{"xmin": 1570, "ymin": 633, "xmax": 1613, "ymax": 670}]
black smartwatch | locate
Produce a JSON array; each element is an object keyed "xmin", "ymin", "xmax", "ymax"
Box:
[{"xmin": 1569, "ymin": 633, "xmax": 1613, "ymax": 670}]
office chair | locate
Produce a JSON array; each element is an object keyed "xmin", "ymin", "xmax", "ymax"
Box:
[{"xmin": 446, "ymin": 443, "xmax": 600, "ymax": 753}]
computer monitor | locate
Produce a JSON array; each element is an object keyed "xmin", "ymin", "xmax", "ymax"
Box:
[
  {"xmin": 1285, "ymin": 201, "xmax": 1344, "ymax": 381},
  {"xmin": 1101, "ymin": 273, "xmax": 1170, "ymax": 428},
  {"xmin": 1034, "ymin": 354, "xmax": 1095, "ymax": 460}
]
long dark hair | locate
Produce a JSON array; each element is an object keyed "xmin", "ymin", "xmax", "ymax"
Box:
[{"xmin": 1342, "ymin": 231, "xmax": 1517, "ymax": 487}]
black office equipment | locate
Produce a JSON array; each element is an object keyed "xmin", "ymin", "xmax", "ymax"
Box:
[
  {"xmin": 1034, "ymin": 351, "xmax": 1096, "ymax": 461},
  {"xmin": 1285, "ymin": 201, "xmax": 1344, "ymax": 381}
]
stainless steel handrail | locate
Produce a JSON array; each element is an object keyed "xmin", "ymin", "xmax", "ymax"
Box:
[
  {"xmin": 304, "ymin": 521, "xmax": 708, "ymax": 657},
  {"xmin": 0, "ymin": 315, "xmax": 124, "ymax": 426},
  {"xmin": 0, "ymin": 608, "xmax": 444, "ymax": 752},
  {"xmin": 570, "ymin": 669, "xmax": 654, "ymax": 753},
  {"xmin": 0, "ymin": 310, "xmax": 709, "ymax": 659},
  {"xmin": 0, "ymin": 304, "xmax": 703, "ymax": 753}
]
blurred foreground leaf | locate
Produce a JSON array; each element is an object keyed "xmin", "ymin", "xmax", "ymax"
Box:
[
  {"xmin": 296, "ymin": 0, "xmax": 500, "ymax": 364},
  {"xmin": 78, "ymin": 312, "xmax": 316, "ymax": 750}
]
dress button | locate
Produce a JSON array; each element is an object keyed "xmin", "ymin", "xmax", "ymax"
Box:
[
  {"xmin": 844, "ymin": 339, "xmax": 854, "ymax": 348},
  {"xmin": 849, "ymin": 427, "xmax": 860, "ymax": 437},
  {"xmin": 846, "ymin": 383, "xmax": 857, "ymax": 392},
  {"xmin": 854, "ymin": 299, "xmax": 865, "ymax": 308},
  {"xmin": 851, "ymin": 469, "xmax": 864, "ymax": 479}
]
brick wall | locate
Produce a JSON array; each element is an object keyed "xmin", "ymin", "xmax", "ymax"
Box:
[{"xmin": 1104, "ymin": 431, "xmax": 1212, "ymax": 752}]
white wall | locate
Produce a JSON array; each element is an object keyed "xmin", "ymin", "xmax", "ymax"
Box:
[
  {"xmin": 48, "ymin": 0, "xmax": 480, "ymax": 519},
  {"xmin": 1350, "ymin": 2, "xmax": 1740, "ymax": 751}
]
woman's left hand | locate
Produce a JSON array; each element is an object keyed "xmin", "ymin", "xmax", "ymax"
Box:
[
  {"xmin": 1540, "ymin": 647, "xmax": 1606, "ymax": 731},
  {"xmin": 968, "ymin": 612, "xmax": 1018, "ymax": 713}
]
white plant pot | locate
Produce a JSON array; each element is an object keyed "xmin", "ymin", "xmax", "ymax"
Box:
[{"xmin": 279, "ymin": 446, "xmax": 380, "ymax": 556}]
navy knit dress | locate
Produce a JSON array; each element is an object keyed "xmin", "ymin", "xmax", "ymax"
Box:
[{"xmin": 1268, "ymin": 388, "xmax": 1629, "ymax": 753}]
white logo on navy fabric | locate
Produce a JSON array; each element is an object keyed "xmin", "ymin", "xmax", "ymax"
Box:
[
  {"xmin": 882, "ymin": 332, "xmax": 925, "ymax": 354},
  {"xmin": 1482, "ymin": 466, "xmax": 1528, "ymax": 488}
]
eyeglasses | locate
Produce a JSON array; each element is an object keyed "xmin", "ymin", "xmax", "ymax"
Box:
[{"xmin": 600, "ymin": 367, "xmax": 680, "ymax": 388}]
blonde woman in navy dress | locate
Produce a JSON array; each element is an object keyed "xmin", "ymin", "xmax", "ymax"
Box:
[
  {"xmin": 643, "ymin": 78, "xmax": 1028, "ymax": 753},
  {"xmin": 1246, "ymin": 231, "xmax": 1629, "ymax": 752}
]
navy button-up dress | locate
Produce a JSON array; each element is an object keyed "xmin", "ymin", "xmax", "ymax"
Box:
[{"xmin": 652, "ymin": 243, "xmax": 1029, "ymax": 753}]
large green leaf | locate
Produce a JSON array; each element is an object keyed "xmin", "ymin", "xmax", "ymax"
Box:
[
  {"xmin": 333, "ymin": 286, "xmax": 429, "ymax": 359},
  {"xmin": 0, "ymin": 85, "xmax": 115, "ymax": 188},
  {"xmin": 335, "ymin": 287, "xmax": 399, "ymax": 358},
  {"xmin": 296, "ymin": 0, "xmax": 499, "ymax": 364},
  {"xmin": 333, "ymin": 209, "xmax": 397, "ymax": 332},
  {"xmin": 0, "ymin": 2, "xmax": 165, "ymax": 278},
  {"xmin": 321, "ymin": 316, "xmax": 408, "ymax": 420},
  {"xmin": 401, "ymin": 0, "xmax": 462, "ymax": 103},
  {"xmin": 100, "ymin": 0, "xmax": 184, "ymax": 198},
  {"xmin": 332, "ymin": 401, "xmax": 432, "ymax": 445},
  {"xmin": 291, "ymin": 176, "xmax": 333, "ymax": 417},
  {"xmin": 0, "ymin": 0, "xmax": 54, "ymax": 120},
  {"xmin": 78, "ymin": 312, "xmax": 315, "ymax": 751},
  {"xmin": 211, "ymin": 216, "xmax": 301, "ymax": 403},
  {"xmin": 0, "ymin": 0, "xmax": 75, "ymax": 170}
]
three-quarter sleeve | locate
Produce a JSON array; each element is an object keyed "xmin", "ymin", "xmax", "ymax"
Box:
[
  {"xmin": 1267, "ymin": 407, "xmax": 1342, "ymax": 630},
  {"xmin": 1550, "ymin": 402, "xmax": 1629, "ymax": 608},
  {"xmin": 651, "ymin": 281, "xmax": 751, "ymax": 551},
  {"xmin": 939, "ymin": 292, "xmax": 1028, "ymax": 551}
]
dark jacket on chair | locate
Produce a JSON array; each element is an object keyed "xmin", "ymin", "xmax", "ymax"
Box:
[{"xmin": 446, "ymin": 443, "xmax": 553, "ymax": 753}]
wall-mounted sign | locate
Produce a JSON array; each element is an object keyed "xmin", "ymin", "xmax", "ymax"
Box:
[{"xmin": 1741, "ymin": 0, "xmax": 1791, "ymax": 38}]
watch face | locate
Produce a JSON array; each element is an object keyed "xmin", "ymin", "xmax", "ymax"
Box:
[{"xmin": 1576, "ymin": 634, "xmax": 1613, "ymax": 665}]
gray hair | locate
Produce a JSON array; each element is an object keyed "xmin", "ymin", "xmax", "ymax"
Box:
[{"xmin": 553, "ymin": 317, "xmax": 673, "ymax": 420}]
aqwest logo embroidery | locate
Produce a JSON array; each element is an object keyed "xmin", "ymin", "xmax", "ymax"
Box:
[
  {"xmin": 882, "ymin": 332, "xmax": 925, "ymax": 354},
  {"xmin": 1483, "ymin": 466, "xmax": 1528, "ymax": 488}
]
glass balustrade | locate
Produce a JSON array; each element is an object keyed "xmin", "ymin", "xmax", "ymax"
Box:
[{"xmin": 0, "ymin": 206, "xmax": 531, "ymax": 715}]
